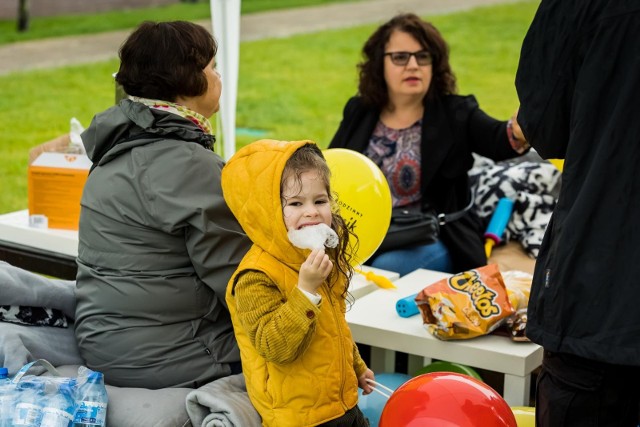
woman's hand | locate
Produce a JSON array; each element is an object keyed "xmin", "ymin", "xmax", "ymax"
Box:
[
  {"xmin": 298, "ymin": 248, "xmax": 332, "ymax": 295},
  {"xmin": 511, "ymin": 108, "xmax": 526, "ymax": 142},
  {"xmin": 358, "ymin": 368, "xmax": 375, "ymax": 395}
]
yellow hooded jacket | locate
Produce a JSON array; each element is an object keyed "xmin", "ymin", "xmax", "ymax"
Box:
[{"xmin": 221, "ymin": 139, "xmax": 366, "ymax": 427}]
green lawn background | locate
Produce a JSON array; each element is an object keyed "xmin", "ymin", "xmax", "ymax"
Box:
[{"xmin": 0, "ymin": 1, "xmax": 539, "ymax": 212}]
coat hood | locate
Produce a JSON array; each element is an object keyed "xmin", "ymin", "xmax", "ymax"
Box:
[
  {"xmin": 81, "ymin": 99, "xmax": 215, "ymax": 168},
  {"xmin": 221, "ymin": 139, "xmax": 315, "ymax": 266}
]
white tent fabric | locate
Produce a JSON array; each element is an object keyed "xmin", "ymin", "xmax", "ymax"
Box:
[{"xmin": 210, "ymin": 0, "xmax": 240, "ymax": 160}]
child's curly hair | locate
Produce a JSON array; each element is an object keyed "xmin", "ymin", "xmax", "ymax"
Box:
[{"xmin": 281, "ymin": 144, "xmax": 359, "ymax": 301}]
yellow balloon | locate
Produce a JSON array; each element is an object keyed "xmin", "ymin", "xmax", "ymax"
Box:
[
  {"xmin": 549, "ymin": 158, "xmax": 564, "ymax": 171},
  {"xmin": 323, "ymin": 148, "xmax": 392, "ymax": 265},
  {"xmin": 510, "ymin": 406, "xmax": 535, "ymax": 427}
]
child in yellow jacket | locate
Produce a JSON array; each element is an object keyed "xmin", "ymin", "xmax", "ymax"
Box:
[{"xmin": 221, "ymin": 140, "xmax": 374, "ymax": 427}]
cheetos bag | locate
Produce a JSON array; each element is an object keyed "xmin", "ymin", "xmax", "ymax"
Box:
[{"xmin": 415, "ymin": 264, "xmax": 515, "ymax": 340}]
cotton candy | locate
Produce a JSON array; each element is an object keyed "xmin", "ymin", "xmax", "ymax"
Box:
[{"xmin": 287, "ymin": 223, "xmax": 339, "ymax": 250}]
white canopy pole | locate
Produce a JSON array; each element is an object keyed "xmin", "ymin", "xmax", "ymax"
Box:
[{"xmin": 210, "ymin": 0, "xmax": 241, "ymax": 160}]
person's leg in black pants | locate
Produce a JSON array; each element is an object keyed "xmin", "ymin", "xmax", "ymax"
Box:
[{"xmin": 536, "ymin": 351, "xmax": 640, "ymax": 427}]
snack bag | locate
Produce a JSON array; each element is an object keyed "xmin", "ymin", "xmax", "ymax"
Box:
[{"xmin": 415, "ymin": 264, "xmax": 514, "ymax": 340}]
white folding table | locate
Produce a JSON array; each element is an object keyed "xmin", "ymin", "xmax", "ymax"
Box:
[
  {"xmin": 0, "ymin": 209, "xmax": 78, "ymax": 278},
  {"xmin": 346, "ymin": 268, "xmax": 542, "ymax": 406}
]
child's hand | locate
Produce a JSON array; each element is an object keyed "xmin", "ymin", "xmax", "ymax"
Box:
[
  {"xmin": 358, "ymin": 369, "xmax": 375, "ymax": 395},
  {"xmin": 298, "ymin": 248, "xmax": 332, "ymax": 294}
]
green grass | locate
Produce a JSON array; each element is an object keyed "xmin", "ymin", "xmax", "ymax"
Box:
[
  {"xmin": 0, "ymin": 0, "xmax": 361, "ymax": 45},
  {"xmin": 0, "ymin": 1, "xmax": 539, "ymax": 213}
]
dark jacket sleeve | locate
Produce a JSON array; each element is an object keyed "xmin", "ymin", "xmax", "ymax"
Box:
[
  {"xmin": 432, "ymin": 96, "xmax": 523, "ymax": 271},
  {"xmin": 515, "ymin": 0, "xmax": 579, "ymax": 159},
  {"xmin": 467, "ymin": 104, "xmax": 518, "ymax": 161},
  {"xmin": 447, "ymin": 95, "xmax": 519, "ymax": 162}
]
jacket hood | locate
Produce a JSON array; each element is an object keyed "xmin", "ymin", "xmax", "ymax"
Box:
[
  {"xmin": 221, "ymin": 139, "xmax": 314, "ymax": 266},
  {"xmin": 81, "ymin": 99, "xmax": 214, "ymax": 167}
]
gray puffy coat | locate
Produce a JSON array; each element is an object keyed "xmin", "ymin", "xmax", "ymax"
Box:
[{"xmin": 75, "ymin": 100, "xmax": 250, "ymax": 388}]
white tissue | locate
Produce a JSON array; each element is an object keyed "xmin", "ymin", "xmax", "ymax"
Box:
[{"xmin": 288, "ymin": 223, "xmax": 339, "ymax": 250}]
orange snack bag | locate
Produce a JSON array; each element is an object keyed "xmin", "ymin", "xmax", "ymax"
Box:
[{"xmin": 415, "ymin": 264, "xmax": 515, "ymax": 340}]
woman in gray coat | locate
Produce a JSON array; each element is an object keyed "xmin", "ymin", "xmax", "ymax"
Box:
[{"xmin": 75, "ymin": 21, "xmax": 251, "ymax": 389}]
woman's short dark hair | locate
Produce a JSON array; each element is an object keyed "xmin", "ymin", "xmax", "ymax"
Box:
[
  {"xmin": 116, "ymin": 21, "xmax": 217, "ymax": 102},
  {"xmin": 358, "ymin": 13, "xmax": 456, "ymax": 109}
]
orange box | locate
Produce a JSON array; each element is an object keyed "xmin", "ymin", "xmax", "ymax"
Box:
[{"xmin": 28, "ymin": 136, "xmax": 91, "ymax": 230}]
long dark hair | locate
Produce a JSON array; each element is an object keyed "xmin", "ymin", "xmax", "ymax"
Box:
[
  {"xmin": 116, "ymin": 21, "xmax": 217, "ymax": 102},
  {"xmin": 358, "ymin": 13, "xmax": 457, "ymax": 109},
  {"xmin": 281, "ymin": 144, "xmax": 358, "ymax": 301}
]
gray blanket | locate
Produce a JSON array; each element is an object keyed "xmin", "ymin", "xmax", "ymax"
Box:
[
  {"xmin": 0, "ymin": 261, "xmax": 76, "ymax": 318},
  {"xmin": 0, "ymin": 261, "xmax": 82, "ymax": 374},
  {"xmin": 186, "ymin": 374, "xmax": 261, "ymax": 427}
]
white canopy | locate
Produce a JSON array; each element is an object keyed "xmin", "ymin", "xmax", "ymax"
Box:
[{"xmin": 210, "ymin": 0, "xmax": 240, "ymax": 160}]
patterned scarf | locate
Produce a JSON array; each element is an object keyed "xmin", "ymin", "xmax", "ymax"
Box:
[{"xmin": 130, "ymin": 96, "xmax": 213, "ymax": 135}]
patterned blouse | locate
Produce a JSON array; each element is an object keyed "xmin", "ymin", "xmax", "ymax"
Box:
[{"xmin": 364, "ymin": 119, "xmax": 422, "ymax": 208}]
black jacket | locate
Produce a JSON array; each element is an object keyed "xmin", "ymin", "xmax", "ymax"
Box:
[
  {"xmin": 516, "ymin": 0, "xmax": 640, "ymax": 365},
  {"xmin": 330, "ymin": 94, "xmax": 521, "ymax": 272}
]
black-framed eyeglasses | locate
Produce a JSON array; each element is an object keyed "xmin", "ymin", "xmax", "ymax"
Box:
[{"xmin": 384, "ymin": 50, "xmax": 432, "ymax": 66}]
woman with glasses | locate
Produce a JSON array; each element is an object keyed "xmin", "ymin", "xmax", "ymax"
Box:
[{"xmin": 330, "ymin": 13, "xmax": 528, "ymax": 275}]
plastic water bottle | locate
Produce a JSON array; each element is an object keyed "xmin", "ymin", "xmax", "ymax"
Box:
[
  {"xmin": 0, "ymin": 367, "xmax": 16, "ymax": 427},
  {"xmin": 72, "ymin": 371, "xmax": 108, "ymax": 427},
  {"xmin": 40, "ymin": 382, "xmax": 76, "ymax": 427},
  {"xmin": 12, "ymin": 378, "xmax": 44, "ymax": 427}
]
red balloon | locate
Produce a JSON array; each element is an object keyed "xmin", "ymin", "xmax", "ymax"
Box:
[{"xmin": 379, "ymin": 372, "xmax": 517, "ymax": 427}]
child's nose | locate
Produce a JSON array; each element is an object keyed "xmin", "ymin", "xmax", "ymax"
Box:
[{"xmin": 304, "ymin": 205, "xmax": 319, "ymax": 216}]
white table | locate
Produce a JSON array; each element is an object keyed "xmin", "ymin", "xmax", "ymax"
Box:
[
  {"xmin": 347, "ymin": 268, "xmax": 542, "ymax": 406},
  {"xmin": 0, "ymin": 210, "xmax": 78, "ymax": 278},
  {"xmin": 349, "ymin": 266, "xmax": 400, "ymax": 300},
  {"xmin": 0, "ymin": 209, "xmax": 79, "ymax": 255}
]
